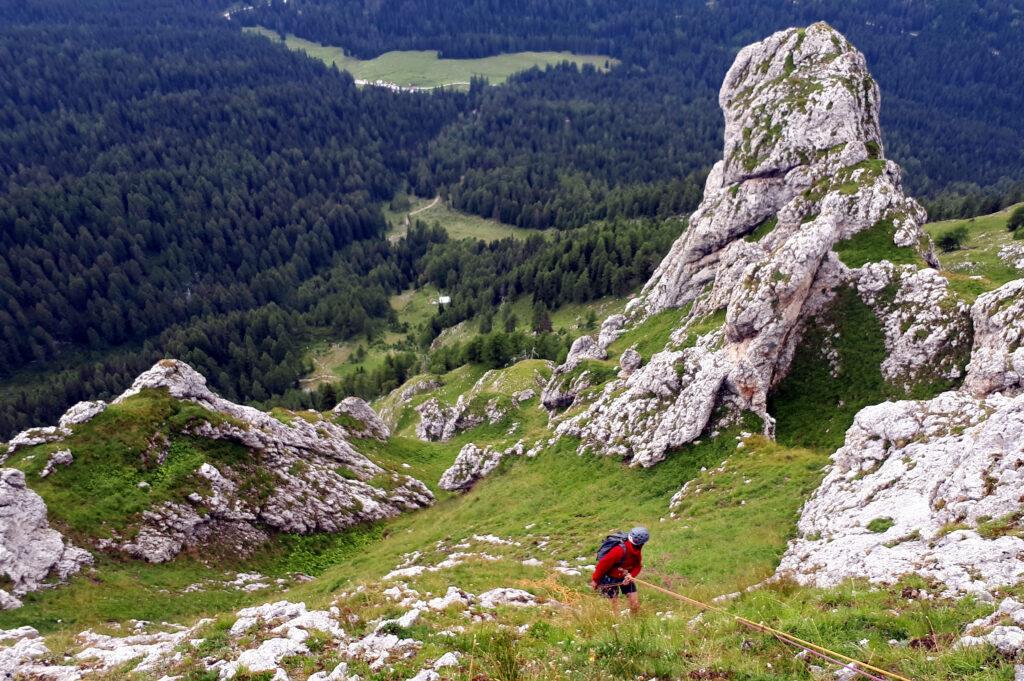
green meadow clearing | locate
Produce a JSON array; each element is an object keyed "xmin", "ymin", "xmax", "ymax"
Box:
[
  {"xmin": 245, "ymin": 27, "xmax": 617, "ymax": 89},
  {"xmin": 925, "ymin": 202, "xmax": 1024, "ymax": 299},
  {"xmin": 385, "ymin": 195, "xmax": 545, "ymax": 242}
]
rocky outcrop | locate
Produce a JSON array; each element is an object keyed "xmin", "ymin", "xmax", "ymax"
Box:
[
  {"xmin": 545, "ymin": 23, "xmax": 955, "ymax": 466},
  {"xmin": 437, "ymin": 441, "xmax": 531, "ymax": 493},
  {"xmin": 332, "ymin": 397, "xmax": 391, "ymax": 440},
  {"xmin": 959, "ymin": 597, "xmax": 1024, "ymax": 657},
  {"xmin": 378, "ymin": 378, "xmax": 442, "ymax": 429},
  {"xmin": 414, "ymin": 363, "xmax": 550, "ymax": 441},
  {"xmin": 854, "ymin": 263, "xmax": 972, "ymax": 389},
  {"xmin": 3, "ymin": 360, "xmax": 434, "ymax": 567},
  {"xmin": 619, "ymin": 347, "xmax": 643, "ymax": 376},
  {"xmin": 778, "ymin": 280, "xmax": 1024, "ymax": 595},
  {"xmin": 415, "ymin": 396, "xmax": 483, "ymax": 442},
  {"xmin": 0, "ymin": 469, "xmax": 92, "ymax": 609},
  {"xmin": 102, "ymin": 360, "xmax": 434, "ymax": 562},
  {"xmin": 39, "ymin": 449, "xmax": 73, "ymax": 478},
  {"xmin": 963, "ymin": 279, "xmax": 1024, "ymax": 397},
  {"xmin": 777, "ymin": 390, "xmax": 1024, "ymax": 597},
  {"xmin": 58, "ymin": 400, "xmax": 107, "ymax": 429}
]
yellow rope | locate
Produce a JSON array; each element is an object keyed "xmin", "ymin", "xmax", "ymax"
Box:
[{"xmin": 630, "ymin": 577, "xmax": 913, "ymax": 681}]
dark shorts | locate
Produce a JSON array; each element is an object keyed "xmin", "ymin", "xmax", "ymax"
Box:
[{"xmin": 598, "ymin": 574, "xmax": 637, "ymax": 598}]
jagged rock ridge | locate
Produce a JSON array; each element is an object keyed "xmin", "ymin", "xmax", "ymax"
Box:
[
  {"xmin": 545, "ymin": 22, "xmax": 967, "ymax": 467},
  {"xmin": 0, "ymin": 360, "xmax": 434, "ymax": 606}
]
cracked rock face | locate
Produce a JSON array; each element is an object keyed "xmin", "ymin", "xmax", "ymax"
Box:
[
  {"xmin": 438, "ymin": 442, "xmax": 528, "ymax": 492},
  {"xmin": 779, "ymin": 280, "xmax": 1024, "ymax": 594},
  {"xmin": 112, "ymin": 361, "xmax": 433, "ymax": 563},
  {"xmin": 963, "ymin": 279, "xmax": 1024, "ymax": 397},
  {"xmin": 544, "ymin": 22, "xmax": 945, "ymax": 467},
  {"xmin": 0, "ymin": 469, "xmax": 92, "ymax": 609},
  {"xmin": 415, "ymin": 396, "xmax": 483, "ymax": 442},
  {"xmin": 413, "ymin": 364, "xmax": 550, "ymax": 442},
  {"xmin": 854, "ymin": 262, "xmax": 972, "ymax": 389},
  {"xmin": 332, "ymin": 397, "xmax": 391, "ymax": 440},
  {"xmin": 777, "ymin": 390, "xmax": 1024, "ymax": 597}
]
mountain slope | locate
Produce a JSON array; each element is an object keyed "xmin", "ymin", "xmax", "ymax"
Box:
[{"xmin": 3, "ymin": 22, "xmax": 1024, "ymax": 681}]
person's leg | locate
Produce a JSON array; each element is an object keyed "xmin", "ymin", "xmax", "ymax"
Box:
[
  {"xmin": 609, "ymin": 592, "xmax": 620, "ymax": 615},
  {"xmin": 626, "ymin": 591, "xmax": 640, "ymax": 614}
]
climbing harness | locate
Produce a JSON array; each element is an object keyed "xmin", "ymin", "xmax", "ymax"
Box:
[{"xmin": 596, "ymin": 576, "xmax": 913, "ymax": 681}]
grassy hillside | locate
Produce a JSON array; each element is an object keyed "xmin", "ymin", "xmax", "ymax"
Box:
[
  {"xmin": 245, "ymin": 27, "xmax": 617, "ymax": 89},
  {"xmin": 926, "ymin": 202, "xmax": 1024, "ymax": 300},
  {"xmin": 2, "ymin": 358, "xmax": 1011, "ymax": 679}
]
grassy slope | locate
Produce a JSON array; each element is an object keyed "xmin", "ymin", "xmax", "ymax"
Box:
[
  {"xmin": 386, "ymin": 196, "xmax": 544, "ymax": 242},
  {"xmin": 0, "ymin": 390, "xmax": 392, "ymax": 633},
  {"xmin": 245, "ymin": 27, "xmax": 617, "ymax": 89},
  {"xmin": 925, "ymin": 202, "xmax": 1024, "ymax": 300},
  {"xmin": 191, "ymin": 418, "xmax": 1000, "ymax": 679},
  {"xmin": 2, "ymin": 357, "xmax": 1010, "ymax": 679}
]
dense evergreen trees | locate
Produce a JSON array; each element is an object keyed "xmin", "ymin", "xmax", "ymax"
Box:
[
  {"xmin": 5, "ymin": 0, "xmax": 1023, "ymax": 436},
  {"xmin": 245, "ymin": 0, "xmax": 1024, "ymax": 223},
  {"xmin": 0, "ymin": 1, "xmax": 461, "ymax": 436},
  {"xmin": 415, "ymin": 218, "xmax": 683, "ymax": 344}
]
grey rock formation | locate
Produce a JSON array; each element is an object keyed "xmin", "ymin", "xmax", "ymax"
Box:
[
  {"xmin": 777, "ymin": 390, "xmax": 1024, "ymax": 597},
  {"xmin": 379, "ymin": 378, "xmax": 442, "ymax": 428},
  {"xmin": 540, "ymin": 369, "xmax": 595, "ymax": 412},
  {"xmin": 3, "ymin": 401, "xmax": 108, "ymax": 463},
  {"xmin": 438, "ymin": 444, "xmax": 504, "ymax": 492},
  {"xmin": 332, "ymin": 397, "xmax": 391, "ymax": 440},
  {"xmin": 618, "ymin": 347, "xmax": 643, "ymax": 376},
  {"xmin": 39, "ymin": 449, "xmax": 73, "ymax": 478},
  {"xmin": 959, "ymin": 598, "xmax": 1024, "ymax": 658},
  {"xmin": 854, "ymin": 263, "xmax": 972, "ymax": 389},
  {"xmin": 778, "ymin": 279, "xmax": 1024, "ymax": 594},
  {"xmin": 415, "ymin": 396, "xmax": 483, "ymax": 442},
  {"xmin": 545, "ymin": 23, "xmax": 948, "ymax": 466},
  {"xmin": 0, "ymin": 469, "xmax": 92, "ymax": 609},
  {"xmin": 5, "ymin": 426, "xmax": 66, "ymax": 457},
  {"xmin": 58, "ymin": 400, "xmax": 107, "ymax": 429},
  {"xmin": 413, "ymin": 364, "xmax": 551, "ymax": 442},
  {"xmin": 94, "ymin": 360, "xmax": 434, "ymax": 563},
  {"xmin": 963, "ymin": 279, "xmax": 1024, "ymax": 397},
  {"xmin": 564, "ymin": 335, "xmax": 607, "ymax": 367}
]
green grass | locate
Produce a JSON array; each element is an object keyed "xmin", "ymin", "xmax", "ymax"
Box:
[
  {"xmin": 769, "ymin": 286, "xmax": 893, "ymax": 451},
  {"xmin": 770, "ymin": 284, "xmax": 961, "ymax": 452},
  {"xmin": 834, "ymin": 218, "xmax": 922, "ymax": 268},
  {"xmin": 245, "ymin": 27, "xmax": 617, "ymax": 89},
  {"xmin": 387, "ymin": 195, "xmax": 545, "ymax": 241},
  {"xmin": 607, "ymin": 306, "xmax": 690, "ymax": 360},
  {"xmin": 8, "ymin": 373, "xmax": 1009, "ymax": 678},
  {"xmin": 2, "ymin": 389, "xmax": 252, "ymax": 539},
  {"xmin": 0, "ymin": 557, "xmax": 270, "ymax": 635},
  {"xmin": 253, "ymin": 432, "xmax": 1002, "ymax": 680},
  {"xmin": 925, "ymin": 202, "xmax": 1024, "ymax": 300},
  {"xmin": 744, "ymin": 215, "xmax": 779, "ymax": 242}
]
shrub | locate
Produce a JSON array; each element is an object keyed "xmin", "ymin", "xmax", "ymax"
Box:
[
  {"xmin": 1007, "ymin": 205, "xmax": 1024, "ymax": 232},
  {"xmin": 937, "ymin": 225, "xmax": 969, "ymax": 252},
  {"xmin": 867, "ymin": 517, "xmax": 895, "ymax": 533}
]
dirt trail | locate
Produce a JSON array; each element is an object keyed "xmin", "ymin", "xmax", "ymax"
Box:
[{"xmin": 409, "ymin": 196, "xmax": 440, "ymax": 216}]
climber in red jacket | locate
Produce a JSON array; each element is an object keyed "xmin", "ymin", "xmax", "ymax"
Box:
[{"xmin": 590, "ymin": 526, "xmax": 649, "ymax": 615}]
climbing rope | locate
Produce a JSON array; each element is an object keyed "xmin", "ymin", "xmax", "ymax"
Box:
[{"xmin": 597, "ymin": 577, "xmax": 912, "ymax": 681}]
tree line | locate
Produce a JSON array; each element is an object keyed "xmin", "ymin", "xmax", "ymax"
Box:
[{"xmin": 244, "ymin": 0, "xmax": 1024, "ymax": 223}]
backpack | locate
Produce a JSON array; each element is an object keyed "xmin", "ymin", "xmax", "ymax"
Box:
[{"xmin": 596, "ymin": 531, "xmax": 629, "ymax": 564}]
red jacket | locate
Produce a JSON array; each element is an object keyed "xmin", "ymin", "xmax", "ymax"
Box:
[{"xmin": 592, "ymin": 541, "xmax": 643, "ymax": 582}]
